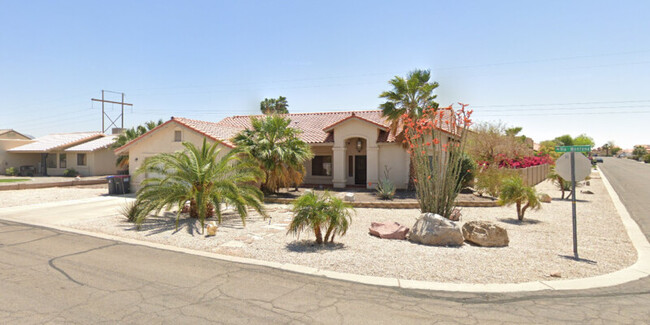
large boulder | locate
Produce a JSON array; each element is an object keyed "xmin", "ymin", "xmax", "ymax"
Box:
[
  {"xmin": 462, "ymin": 221, "xmax": 509, "ymax": 247},
  {"xmin": 408, "ymin": 213, "xmax": 464, "ymax": 246},
  {"xmin": 369, "ymin": 222, "xmax": 409, "ymax": 240}
]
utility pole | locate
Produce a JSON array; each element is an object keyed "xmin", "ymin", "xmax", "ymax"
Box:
[{"xmin": 91, "ymin": 90, "xmax": 133, "ymax": 133}]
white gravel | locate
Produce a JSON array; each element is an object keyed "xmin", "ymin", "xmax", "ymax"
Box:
[
  {"xmin": 59, "ymin": 171, "xmax": 636, "ymax": 284},
  {"xmin": 0, "ymin": 185, "xmax": 108, "ymax": 208}
]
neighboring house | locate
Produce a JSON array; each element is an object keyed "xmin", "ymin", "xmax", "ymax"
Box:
[
  {"xmin": 0, "ymin": 129, "xmax": 40, "ymax": 173},
  {"xmin": 116, "ymin": 110, "xmax": 457, "ymax": 192},
  {"xmin": 7, "ymin": 132, "xmax": 118, "ymax": 176}
]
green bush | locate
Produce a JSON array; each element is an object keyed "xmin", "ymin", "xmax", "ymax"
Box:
[
  {"xmin": 644, "ymin": 153, "xmax": 650, "ymax": 164},
  {"xmin": 475, "ymin": 166, "xmax": 517, "ymax": 198},
  {"xmin": 376, "ymin": 166, "xmax": 396, "ymax": 200},
  {"xmin": 5, "ymin": 167, "xmax": 17, "ymax": 176},
  {"xmin": 457, "ymin": 153, "xmax": 477, "ymax": 188},
  {"xmin": 63, "ymin": 168, "xmax": 79, "ymax": 177}
]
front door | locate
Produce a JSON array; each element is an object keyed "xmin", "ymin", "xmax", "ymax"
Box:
[{"xmin": 354, "ymin": 155, "xmax": 367, "ymax": 185}]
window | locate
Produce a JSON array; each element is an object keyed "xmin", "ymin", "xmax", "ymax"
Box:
[
  {"xmin": 311, "ymin": 156, "xmax": 332, "ymax": 176},
  {"xmin": 174, "ymin": 130, "xmax": 182, "ymax": 142},
  {"xmin": 77, "ymin": 153, "xmax": 87, "ymax": 166},
  {"xmin": 348, "ymin": 156, "xmax": 353, "ymax": 177},
  {"xmin": 46, "ymin": 154, "xmax": 57, "ymax": 168},
  {"xmin": 59, "ymin": 154, "xmax": 66, "ymax": 169}
]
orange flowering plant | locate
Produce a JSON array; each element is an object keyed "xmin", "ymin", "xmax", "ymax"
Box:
[{"xmin": 403, "ymin": 103, "xmax": 473, "ymax": 219}]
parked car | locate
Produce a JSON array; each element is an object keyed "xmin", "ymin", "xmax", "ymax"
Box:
[{"xmin": 595, "ymin": 157, "xmax": 604, "ymax": 163}]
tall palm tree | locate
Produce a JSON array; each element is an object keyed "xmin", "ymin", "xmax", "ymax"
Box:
[
  {"xmin": 134, "ymin": 139, "xmax": 265, "ymax": 232},
  {"xmin": 379, "ymin": 69, "xmax": 439, "ymax": 189},
  {"xmin": 260, "ymin": 96, "xmax": 289, "ymax": 114},
  {"xmin": 379, "ymin": 69, "xmax": 439, "ymax": 136},
  {"xmin": 112, "ymin": 119, "xmax": 164, "ymax": 169},
  {"xmin": 232, "ymin": 115, "xmax": 313, "ymax": 193}
]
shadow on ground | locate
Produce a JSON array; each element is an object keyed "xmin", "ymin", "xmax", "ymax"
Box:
[
  {"xmin": 285, "ymin": 240, "xmax": 346, "ymax": 253},
  {"xmin": 498, "ymin": 218, "xmax": 544, "ymax": 225}
]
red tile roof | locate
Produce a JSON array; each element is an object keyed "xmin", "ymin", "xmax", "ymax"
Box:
[
  {"xmin": 115, "ymin": 109, "xmax": 457, "ymax": 153},
  {"xmin": 8, "ymin": 132, "xmax": 104, "ymax": 153}
]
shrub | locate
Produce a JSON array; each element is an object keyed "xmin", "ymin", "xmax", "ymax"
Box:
[
  {"xmin": 376, "ymin": 166, "xmax": 396, "ymax": 200},
  {"xmin": 475, "ymin": 166, "xmax": 517, "ymax": 198},
  {"xmin": 5, "ymin": 167, "xmax": 17, "ymax": 176},
  {"xmin": 287, "ymin": 191, "xmax": 353, "ymax": 244},
  {"xmin": 457, "ymin": 152, "xmax": 477, "ymax": 188},
  {"xmin": 498, "ymin": 176, "xmax": 541, "ymax": 221},
  {"xmin": 644, "ymin": 153, "xmax": 650, "ymax": 164},
  {"xmin": 63, "ymin": 168, "xmax": 79, "ymax": 177}
]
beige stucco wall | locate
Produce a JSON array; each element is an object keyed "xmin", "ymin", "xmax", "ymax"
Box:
[
  {"xmin": 378, "ymin": 143, "xmax": 409, "ymax": 189},
  {"xmin": 127, "ymin": 122, "xmax": 231, "ymax": 192},
  {"xmin": 0, "ymin": 139, "xmax": 40, "ymax": 175},
  {"xmin": 88, "ymin": 148, "xmax": 118, "ymax": 176}
]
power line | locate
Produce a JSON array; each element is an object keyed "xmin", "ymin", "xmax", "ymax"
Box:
[
  {"xmin": 478, "ymin": 110, "xmax": 650, "ymax": 117},
  {"xmin": 471, "ymin": 99, "xmax": 650, "ymax": 108}
]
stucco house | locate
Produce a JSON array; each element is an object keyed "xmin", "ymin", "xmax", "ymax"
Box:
[
  {"xmin": 116, "ymin": 110, "xmax": 457, "ymax": 192},
  {"xmin": 0, "ymin": 129, "xmax": 40, "ymax": 173},
  {"xmin": 5, "ymin": 132, "xmax": 119, "ymax": 176}
]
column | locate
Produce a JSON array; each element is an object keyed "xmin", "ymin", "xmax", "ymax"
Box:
[
  {"xmin": 332, "ymin": 146, "xmax": 346, "ymax": 188},
  {"xmin": 366, "ymin": 145, "xmax": 379, "ymax": 189}
]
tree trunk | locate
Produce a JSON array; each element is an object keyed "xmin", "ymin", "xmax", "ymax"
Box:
[
  {"xmin": 323, "ymin": 224, "xmax": 334, "ymax": 244},
  {"xmin": 407, "ymin": 156, "xmax": 416, "ymax": 191},
  {"xmin": 314, "ymin": 226, "xmax": 323, "ymax": 244},
  {"xmin": 521, "ymin": 203, "xmax": 530, "ymax": 221},
  {"xmin": 516, "ymin": 201, "xmax": 523, "ymax": 221}
]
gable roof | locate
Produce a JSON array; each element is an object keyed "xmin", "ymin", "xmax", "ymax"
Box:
[
  {"xmin": 0, "ymin": 129, "xmax": 32, "ymax": 140},
  {"xmin": 8, "ymin": 132, "xmax": 104, "ymax": 153},
  {"xmin": 66, "ymin": 135, "xmax": 118, "ymax": 152}
]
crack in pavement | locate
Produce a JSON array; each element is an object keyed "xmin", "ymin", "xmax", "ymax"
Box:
[{"xmin": 47, "ymin": 242, "xmax": 119, "ymax": 286}]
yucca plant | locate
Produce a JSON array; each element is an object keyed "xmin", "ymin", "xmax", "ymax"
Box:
[
  {"xmin": 287, "ymin": 191, "xmax": 353, "ymax": 244},
  {"xmin": 498, "ymin": 176, "xmax": 541, "ymax": 221},
  {"xmin": 376, "ymin": 166, "xmax": 396, "ymax": 200},
  {"xmin": 135, "ymin": 139, "xmax": 266, "ymax": 233}
]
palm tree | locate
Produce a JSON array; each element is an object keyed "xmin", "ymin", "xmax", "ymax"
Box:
[
  {"xmin": 232, "ymin": 115, "xmax": 313, "ymax": 193},
  {"xmin": 260, "ymin": 96, "xmax": 289, "ymax": 114},
  {"xmin": 379, "ymin": 69, "xmax": 439, "ymax": 136},
  {"xmin": 134, "ymin": 139, "xmax": 265, "ymax": 232},
  {"xmin": 498, "ymin": 176, "xmax": 541, "ymax": 221},
  {"xmin": 379, "ymin": 69, "xmax": 439, "ymax": 189},
  {"xmin": 112, "ymin": 119, "xmax": 164, "ymax": 169},
  {"xmin": 287, "ymin": 191, "xmax": 353, "ymax": 244}
]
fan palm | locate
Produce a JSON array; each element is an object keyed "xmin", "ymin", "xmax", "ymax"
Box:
[
  {"xmin": 498, "ymin": 176, "xmax": 541, "ymax": 221},
  {"xmin": 112, "ymin": 119, "xmax": 164, "ymax": 169},
  {"xmin": 232, "ymin": 115, "xmax": 313, "ymax": 193},
  {"xmin": 134, "ymin": 139, "xmax": 265, "ymax": 232},
  {"xmin": 379, "ymin": 69, "xmax": 439, "ymax": 137}
]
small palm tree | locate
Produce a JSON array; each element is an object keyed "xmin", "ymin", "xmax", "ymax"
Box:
[
  {"xmin": 112, "ymin": 119, "xmax": 164, "ymax": 169},
  {"xmin": 233, "ymin": 115, "xmax": 312, "ymax": 193},
  {"xmin": 547, "ymin": 167, "xmax": 572, "ymax": 199},
  {"xmin": 135, "ymin": 139, "xmax": 265, "ymax": 232},
  {"xmin": 287, "ymin": 191, "xmax": 353, "ymax": 244},
  {"xmin": 498, "ymin": 176, "xmax": 541, "ymax": 221}
]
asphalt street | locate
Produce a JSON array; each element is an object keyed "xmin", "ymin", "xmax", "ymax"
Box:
[{"xmin": 0, "ymin": 157, "xmax": 648, "ymax": 324}]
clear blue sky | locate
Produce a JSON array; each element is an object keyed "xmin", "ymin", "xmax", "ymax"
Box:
[{"xmin": 1, "ymin": 1, "xmax": 648, "ymax": 148}]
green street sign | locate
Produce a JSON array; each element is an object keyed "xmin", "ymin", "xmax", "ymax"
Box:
[{"xmin": 555, "ymin": 145, "xmax": 592, "ymax": 153}]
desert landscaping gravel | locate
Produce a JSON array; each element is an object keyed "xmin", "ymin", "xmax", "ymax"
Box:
[
  {"xmin": 59, "ymin": 170, "xmax": 636, "ymax": 284},
  {"xmin": 0, "ymin": 185, "xmax": 107, "ymax": 208}
]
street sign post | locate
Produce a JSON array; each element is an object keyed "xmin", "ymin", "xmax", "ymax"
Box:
[{"xmin": 555, "ymin": 146, "xmax": 592, "ymax": 259}]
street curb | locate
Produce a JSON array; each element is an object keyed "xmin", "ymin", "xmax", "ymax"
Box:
[{"xmin": 1, "ymin": 170, "xmax": 648, "ymax": 293}]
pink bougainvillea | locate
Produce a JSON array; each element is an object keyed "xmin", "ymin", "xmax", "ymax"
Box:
[{"xmin": 477, "ymin": 155, "xmax": 553, "ymax": 169}]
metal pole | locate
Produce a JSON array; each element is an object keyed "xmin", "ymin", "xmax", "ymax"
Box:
[
  {"xmin": 121, "ymin": 92, "xmax": 125, "ymax": 129},
  {"xmin": 571, "ymin": 151, "xmax": 578, "ymax": 259},
  {"xmin": 101, "ymin": 90, "xmax": 105, "ymax": 133}
]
